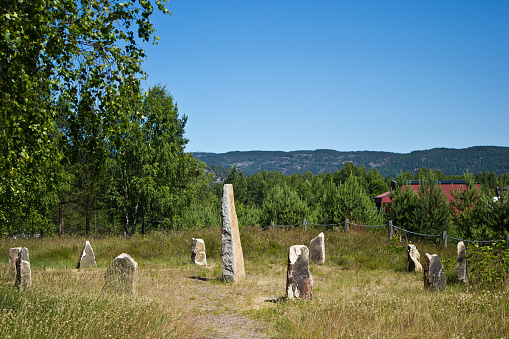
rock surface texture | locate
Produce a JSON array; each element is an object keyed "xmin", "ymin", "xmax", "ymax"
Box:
[
  {"xmin": 104, "ymin": 253, "xmax": 138, "ymax": 294},
  {"xmin": 286, "ymin": 245, "xmax": 313, "ymax": 300},
  {"xmin": 191, "ymin": 238, "xmax": 207, "ymax": 266},
  {"xmin": 15, "ymin": 247, "xmax": 31, "ymax": 288},
  {"xmin": 309, "ymin": 232, "xmax": 325, "ymax": 264},
  {"xmin": 221, "ymin": 184, "xmax": 245, "ymax": 283},
  {"xmin": 424, "ymin": 253, "xmax": 446, "ymax": 291},
  {"xmin": 9, "ymin": 247, "xmax": 22, "ymax": 279},
  {"xmin": 77, "ymin": 241, "xmax": 97, "ymax": 269},
  {"xmin": 407, "ymin": 244, "xmax": 423, "ymax": 273},
  {"xmin": 456, "ymin": 241, "xmax": 468, "ymax": 283}
]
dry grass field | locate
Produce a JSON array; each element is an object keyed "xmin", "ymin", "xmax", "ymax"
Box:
[{"xmin": 1, "ymin": 227, "xmax": 508, "ymax": 338}]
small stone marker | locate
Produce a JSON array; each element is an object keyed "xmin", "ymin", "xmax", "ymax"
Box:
[
  {"xmin": 455, "ymin": 241, "xmax": 468, "ymax": 284},
  {"xmin": 286, "ymin": 245, "xmax": 313, "ymax": 300},
  {"xmin": 191, "ymin": 238, "xmax": 207, "ymax": 266},
  {"xmin": 407, "ymin": 244, "xmax": 422, "ymax": 273},
  {"xmin": 221, "ymin": 184, "xmax": 245, "ymax": 283},
  {"xmin": 104, "ymin": 253, "xmax": 138, "ymax": 294},
  {"xmin": 9, "ymin": 247, "xmax": 22, "ymax": 279},
  {"xmin": 424, "ymin": 253, "xmax": 446, "ymax": 291},
  {"xmin": 77, "ymin": 241, "xmax": 97, "ymax": 269},
  {"xmin": 15, "ymin": 247, "xmax": 31, "ymax": 289},
  {"xmin": 309, "ymin": 232, "xmax": 325, "ymax": 264}
]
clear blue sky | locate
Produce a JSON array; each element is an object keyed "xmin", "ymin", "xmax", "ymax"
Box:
[{"xmin": 140, "ymin": 0, "xmax": 508, "ymax": 154}]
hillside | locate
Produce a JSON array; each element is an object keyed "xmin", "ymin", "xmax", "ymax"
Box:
[{"xmin": 192, "ymin": 146, "xmax": 509, "ymax": 177}]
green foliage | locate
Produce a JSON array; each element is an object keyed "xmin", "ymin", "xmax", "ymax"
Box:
[
  {"xmin": 224, "ymin": 166, "xmax": 248, "ymax": 204},
  {"xmin": 321, "ymin": 175, "xmax": 382, "ymax": 225},
  {"xmin": 451, "ymin": 173, "xmax": 482, "ymax": 239},
  {"xmin": 0, "ymin": 0, "xmax": 170, "ymax": 235},
  {"xmin": 388, "ymin": 174, "xmax": 451, "ymax": 236},
  {"xmin": 178, "ymin": 199, "xmax": 221, "ymax": 230},
  {"xmin": 368, "ymin": 178, "xmax": 389, "ymax": 198},
  {"xmin": 467, "ymin": 242, "xmax": 509, "ymax": 286},
  {"xmin": 417, "ymin": 174, "xmax": 452, "ymax": 235},
  {"xmin": 108, "ymin": 85, "xmax": 211, "ymax": 235},
  {"xmin": 236, "ymin": 203, "xmax": 262, "ymax": 228},
  {"xmin": 260, "ymin": 184, "xmax": 309, "ymax": 226}
]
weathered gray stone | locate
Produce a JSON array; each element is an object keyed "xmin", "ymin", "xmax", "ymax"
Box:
[
  {"xmin": 456, "ymin": 241, "xmax": 468, "ymax": 283},
  {"xmin": 407, "ymin": 244, "xmax": 422, "ymax": 273},
  {"xmin": 309, "ymin": 232, "xmax": 325, "ymax": 264},
  {"xmin": 9, "ymin": 247, "xmax": 22, "ymax": 279},
  {"xmin": 221, "ymin": 184, "xmax": 245, "ymax": 283},
  {"xmin": 286, "ymin": 245, "xmax": 313, "ymax": 300},
  {"xmin": 77, "ymin": 241, "xmax": 97, "ymax": 269},
  {"xmin": 424, "ymin": 253, "xmax": 446, "ymax": 291},
  {"xmin": 104, "ymin": 253, "xmax": 138, "ymax": 294},
  {"xmin": 15, "ymin": 247, "xmax": 31, "ymax": 289},
  {"xmin": 191, "ymin": 238, "xmax": 207, "ymax": 266}
]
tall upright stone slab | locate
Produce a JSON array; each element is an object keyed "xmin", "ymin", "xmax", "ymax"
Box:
[
  {"xmin": 104, "ymin": 253, "xmax": 138, "ymax": 294},
  {"xmin": 191, "ymin": 238, "xmax": 207, "ymax": 266},
  {"xmin": 286, "ymin": 245, "xmax": 313, "ymax": 300},
  {"xmin": 221, "ymin": 184, "xmax": 245, "ymax": 283},
  {"xmin": 15, "ymin": 247, "xmax": 31, "ymax": 288},
  {"xmin": 309, "ymin": 232, "xmax": 325, "ymax": 264},
  {"xmin": 407, "ymin": 244, "xmax": 423, "ymax": 273},
  {"xmin": 424, "ymin": 253, "xmax": 446, "ymax": 291},
  {"xmin": 77, "ymin": 241, "xmax": 97, "ymax": 269},
  {"xmin": 9, "ymin": 247, "xmax": 22, "ymax": 279},
  {"xmin": 456, "ymin": 241, "xmax": 468, "ymax": 284}
]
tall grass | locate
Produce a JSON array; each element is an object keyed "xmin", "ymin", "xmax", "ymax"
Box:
[{"xmin": 1, "ymin": 227, "xmax": 508, "ymax": 338}]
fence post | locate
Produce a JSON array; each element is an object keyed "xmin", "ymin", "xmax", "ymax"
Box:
[
  {"xmin": 344, "ymin": 219, "xmax": 349, "ymax": 232},
  {"xmin": 388, "ymin": 220, "xmax": 394, "ymax": 240},
  {"xmin": 270, "ymin": 222, "xmax": 274, "ymax": 229},
  {"xmin": 505, "ymin": 234, "xmax": 509, "ymax": 249},
  {"xmin": 303, "ymin": 219, "xmax": 307, "ymax": 231},
  {"xmin": 441, "ymin": 231, "xmax": 447, "ymax": 247}
]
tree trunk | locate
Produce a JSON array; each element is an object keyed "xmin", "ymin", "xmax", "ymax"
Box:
[
  {"xmin": 124, "ymin": 204, "xmax": 130, "ymax": 237},
  {"xmin": 59, "ymin": 201, "xmax": 64, "ymax": 236},
  {"xmin": 123, "ymin": 165, "xmax": 131, "ymax": 237},
  {"xmin": 130, "ymin": 203, "xmax": 139, "ymax": 236}
]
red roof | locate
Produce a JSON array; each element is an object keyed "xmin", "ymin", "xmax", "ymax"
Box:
[{"xmin": 374, "ymin": 180, "xmax": 480, "ymax": 208}]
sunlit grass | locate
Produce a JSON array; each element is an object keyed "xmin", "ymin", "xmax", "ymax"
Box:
[{"xmin": 1, "ymin": 227, "xmax": 508, "ymax": 338}]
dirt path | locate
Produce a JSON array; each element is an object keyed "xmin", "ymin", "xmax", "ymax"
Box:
[
  {"xmin": 182, "ymin": 268, "xmax": 285, "ymax": 339},
  {"xmin": 194, "ymin": 312, "xmax": 270, "ymax": 339}
]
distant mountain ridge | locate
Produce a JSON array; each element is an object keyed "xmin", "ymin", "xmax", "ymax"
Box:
[{"xmin": 192, "ymin": 146, "xmax": 509, "ymax": 177}]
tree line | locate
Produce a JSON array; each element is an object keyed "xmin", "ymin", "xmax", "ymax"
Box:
[
  {"xmin": 1, "ymin": 1, "xmax": 508, "ymax": 240},
  {"xmin": 213, "ymin": 165, "xmax": 509, "ymax": 241}
]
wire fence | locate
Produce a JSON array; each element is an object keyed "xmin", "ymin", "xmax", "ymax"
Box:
[
  {"xmin": 392, "ymin": 225, "xmax": 441, "ymax": 238},
  {"xmin": 261, "ymin": 218, "xmax": 509, "ymax": 247}
]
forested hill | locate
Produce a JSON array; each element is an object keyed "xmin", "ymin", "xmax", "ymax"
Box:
[{"xmin": 192, "ymin": 146, "xmax": 509, "ymax": 177}]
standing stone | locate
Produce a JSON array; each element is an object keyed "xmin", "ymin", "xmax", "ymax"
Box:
[
  {"xmin": 456, "ymin": 241, "xmax": 468, "ymax": 283},
  {"xmin": 286, "ymin": 245, "xmax": 313, "ymax": 300},
  {"xmin": 77, "ymin": 241, "xmax": 97, "ymax": 269},
  {"xmin": 407, "ymin": 244, "xmax": 423, "ymax": 273},
  {"xmin": 423, "ymin": 253, "xmax": 446, "ymax": 291},
  {"xmin": 191, "ymin": 238, "xmax": 207, "ymax": 266},
  {"xmin": 9, "ymin": 247, "xmax": 22, "ymax": 279},
  {"xmin": 221, "ymin": 184, "xmax": 245, "ymax": 283},
  {"xmin": 104, "ymin": 253, "xmax": 138, "ymax": 294},
  {"xmin": 15, "ymin": 247, "xmax": 31, "ymax": 289},
  {"xmin": 309, "ymin": 232, "xmax": 325, "ymax": 264}
]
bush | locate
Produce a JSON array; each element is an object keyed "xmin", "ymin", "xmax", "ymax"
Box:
[{"xmin": 467, "ymin": 242, "xmax": 509, "ymax": 287}]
